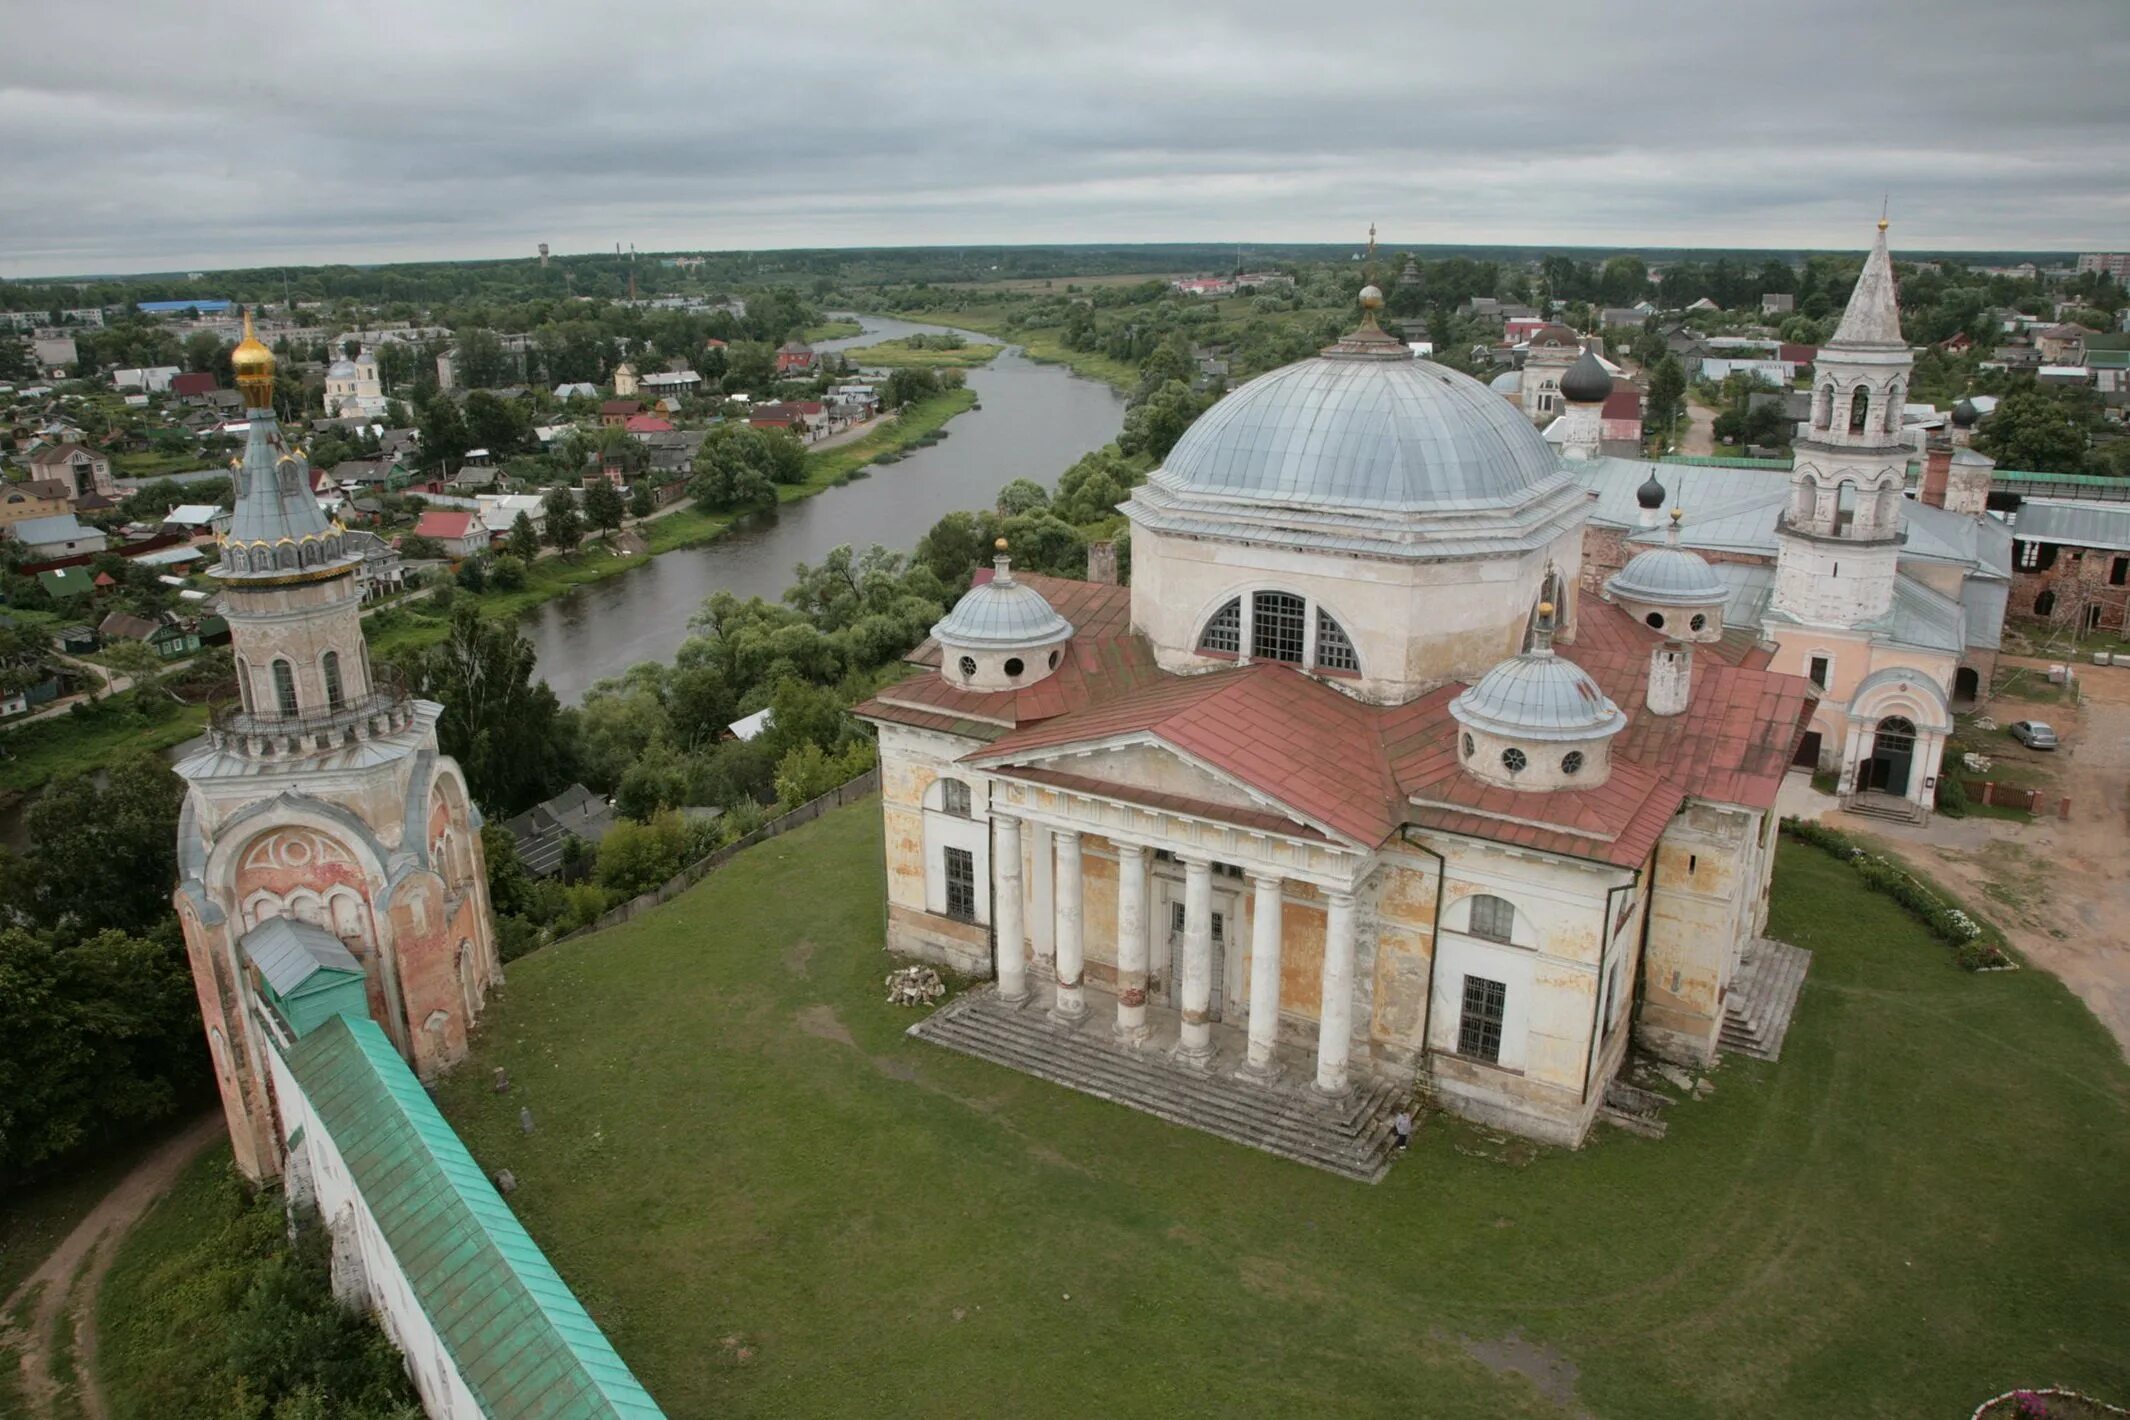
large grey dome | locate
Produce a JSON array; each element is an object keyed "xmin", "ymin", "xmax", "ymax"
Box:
[
  {"xmin": 1451, "ymin": 647, "xmax": 1626, "ymax": 743},
  {"xmin": 1157, "ymin": 353, "xmax": 1566, "ymax": 514}
]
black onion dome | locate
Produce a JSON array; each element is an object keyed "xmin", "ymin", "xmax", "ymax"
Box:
[
  {"xmin": 1951, "ymin": 397, "xmax": 1979, "ymax": 429},
  {"xmin": 1560, "ymin": 349, "xmax": 1613, "ymax": 404},
  {"xmin": 1636, "ymin": 471, "xmax": 1667, "ymax": 510}
]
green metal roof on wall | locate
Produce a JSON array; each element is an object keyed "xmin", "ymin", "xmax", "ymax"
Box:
[
  {"xmin": 1655, "ymin": 454, "xmax": 1795, "ymax": 470},
  {"xmin": 287, "ymin": 1015, "xmax": 664, "ymax": 1418}
]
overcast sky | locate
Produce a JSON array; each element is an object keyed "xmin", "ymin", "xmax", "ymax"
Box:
[{"xmin": 5, "ymin": 0, "xmax": 2128, "ymax": 279}]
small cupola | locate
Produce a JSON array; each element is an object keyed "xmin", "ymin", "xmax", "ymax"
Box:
[
  {"xmin": 1559, "ymin": 348, "xmax": 1613, "ymax": 404},
  {"xmin": 1635, "ymin": 469, "xmax": 1667, "ymax": 527},
  {"xmin": 1450, "ymin": 603, "xmax": 1626, "ymax": 791},
  {"xmin": 1605, "ymin": 509, "xmax": 1727, "ymax": 642},
  {"xmin": 931, "ymin": 539, "xmax": 1075, "ymax": 693},
  {"xmin": 1951, "ymin": 396, "xmax": 1979, "ymax": 429}
]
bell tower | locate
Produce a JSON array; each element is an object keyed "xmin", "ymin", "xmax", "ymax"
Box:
[
  {"xmin": 1771, "ymin": 221, "xmax": 1910, "ymax": 629},
  {"xmin": 173, "ymin": 313, "xmax": 501, "ymax": 1181}
]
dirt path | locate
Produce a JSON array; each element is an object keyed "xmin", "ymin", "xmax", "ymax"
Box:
[
  {"xmin": 1823, "ymin": 669, "xmax": 2130, "ymax": 1061},
  {"xmin": 1, "ymin": 1115, "xmax": 222, "ymax": 1420}
]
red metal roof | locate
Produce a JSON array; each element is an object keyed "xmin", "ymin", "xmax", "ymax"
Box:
[
  {"xmin": 169, "ymin": 372, "xmax": 217, "ymax": 396},
  {"xmin": 1601, "ymin": 388, "xmax": 1642, "ymax": 422},
  {"xmin": 623, "ymin": 414, "xmax": 673, "ymax": 433},
  {"xmin": 858, "ymin": 575, "xmax": 1817, "ymax": 868}
]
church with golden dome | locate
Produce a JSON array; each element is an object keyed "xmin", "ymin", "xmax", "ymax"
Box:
[{"xmin": 859, "ymin": 272, "xmax": 1823, "ymax": 1174}]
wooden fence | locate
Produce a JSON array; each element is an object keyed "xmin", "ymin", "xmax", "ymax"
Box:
[{"xmin": 548, "ymin": 769, "xmax": 880, "ymax": 946}]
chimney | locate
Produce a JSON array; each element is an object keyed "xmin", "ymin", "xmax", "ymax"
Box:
[
  {"xmin": 1085, "ymin": 540, "xmax": 1119, "ymax": 586},
  {"xmin": 1647, "ymin": 642, "xmax": 1691, "ymax": 717},
  {"xmin": 1920, "ymin": 438, "xmax": 1953, "ymax": 509}
]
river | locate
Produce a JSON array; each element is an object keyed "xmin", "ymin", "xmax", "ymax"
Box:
[{"xmin": 518, "ymin": 316, "xmax": 1126, "ymax": 703}]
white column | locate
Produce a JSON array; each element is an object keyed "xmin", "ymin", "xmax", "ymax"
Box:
[
  {"xmin": 1242, "ymin": 874, "xmax": 1284, "ymax": 1077},
  {"xmin": 1113, "ymin": 842, "xmax": 1150, "ymax": 1045},
  {"xmin": 1051, "ymin": 830, "xmax": 1086, "ymax": 1022},
  {"xmin": 1314, "ymin": 890, "xmax": 1358, "ymax": 1095},
  {"xmin": 1175, "ymin": 856, "xmax": 1215, "ymax": 1067},
  {"xmin": 993, "ymin": 814, "xmax": 1028, "ymax": 1005},
  {"xmin": 1029, "ymin": 823, "xmax": 1055, "ymax": 978}
]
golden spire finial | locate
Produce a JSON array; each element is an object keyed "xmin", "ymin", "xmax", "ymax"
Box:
[
  {"xmin": 1366, "ymin": 222, "xmax": 1376, "ymax": 261},
  {"xmin": 1878, "ymin": 194, "xmax": 1889, "ymax": 233},
  {"xmin": 232, "ymin": 304, "xmax": 276, "ymax": 409}
]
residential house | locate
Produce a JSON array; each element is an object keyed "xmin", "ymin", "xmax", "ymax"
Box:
[
  {"xmin": 1171, "ymin": 277, "xmax": 1235, "ymax": 297},
  {"xmin": 475, "ymin": 493, "xmax": 547, "ymax": 539},
  {"xmin": 27, "ymin": 442, "xmax": 116, "ymax": 499},
  {"xmin": 0, "ymin": 479, "xmax": 74, "ymax": 530},
  {"xmin": 31, "ymin": 332, "xmax": 78, "ymax": 370},
  {"xmin": 502, "ymin": 783, "xmax": 617, "ymax": 878},
  {"xmin": 161, "ymin": 503, "xmax": 225, "ymax": 539},
  {"xmin": 1599, "ymin": 388, "xmax": 1643, "ymax": 455},
  {"xmin": 112, "ymin": 366, "xmax": 182, "ymax": 393},
  {"xmin": 774, "ymin": 341, "xmax": 816, "ymax": 375},
  {"xmin": 750, "ymin": 401, "xmax": 829, "ymax": 440},
  {"xmin": 554, "ymin": 382, "xmax": 599, "ymax": 400},
  {"xmin": 1761, "ymin": 293, "xmax": 1796, "ymax": 315},
  {"xmin": 341, "ymin": 528, "xmax": 406, "ymax": 599},
  {"xmin": 169, "ymin": 371, "xmax": 220, "ymax": 403},
  {"xmin": 36, "ymin": 567, "xmax": 98, "ymax": 604},
  {"xmin": 2035, "ymin": 324, "xmax": 2092, "ymax": 364},
  {"xmin": 411, "ymin": 509, "xmax": 488, "ymax": 559},
  {"xmin": 599, "ymin": 399, "xmax": 643, "ymax": 428},
  {"xmin": 638, "ymin": 369, "xmax": 702, "ymax": 399},
  {"xmin": 1600, "ymin": 307, "xmax": 1650, "ymax": 330},
  {"xmin": 12, "ymin": 513, "xmax": 107, "ymax": 560},
  {"xmin": 98, "ymin": 610, "xmax": 200, "ymax": 660},
  {"xmin": 624, "ymin": 413, "xmax": 675, "ymax": 435}
]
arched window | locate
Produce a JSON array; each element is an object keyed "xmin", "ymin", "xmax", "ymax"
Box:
[
  {"xmin": 2035, "ymin": 588, "xmax": 2057, "ymax": 617},
  {"xmin": 1814, "ymin": 383, "xmax": 1834, "ymax": 430},
  {"xmin": 323, "ymin": 650, "xmax": 344, "ymax": 710},
  {"xmin": 939, "ymin": 778, "xmax": 971, "ymax": 818},
  {"xmin": 1197, "ymin": 598, "xmax": 1242, "ymax": 655},
  {"xmin": 1848, "ymin": 386, "xmax": 1871, "ymax": 433},
  {"xmin": 1314, "ymin": 608, "xmax": 1359, "ymax": 673},
  {"xmin": 1468, "ymin": 894, "xmax": 1516, "ymax": 943},
  {"xmin": 272, "ymin": 659, "xmax": 299, "ymax": 717},
  {"xmin": 1250, "ymin": 590, "xmax": 1306, "ymax": 663},
  {"xmin": 277, "ymin": 544, "xmax": 298, "ymax": 570},
  {"xmin": 1883, "ymin": 381, "xmax": 1905, "ymax": 433},
  {"xmin": 1833, "ymin": 481, "xmax": 1857, "ymax": 536},
  {"xmin": 235, "ymin": 656, "xmax": 253, "ymax": 713}
]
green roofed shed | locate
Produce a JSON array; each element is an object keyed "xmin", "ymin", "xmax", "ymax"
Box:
[
  {"xmin": 241, "ymin": 917, "xmax": 366, "ymax": 1038},
  {"xmin": 285, "ymin": 1015, "xmax": 664, "ymax": 1418}
]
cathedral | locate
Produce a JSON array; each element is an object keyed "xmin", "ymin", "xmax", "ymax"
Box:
[
  {"xmin": 172, "ymin": 315, "xmax": 501, "ymax": 1182},
  {"xmin": 860, "ymin": 268, "xmax": 1836, "ymax": 1164}
]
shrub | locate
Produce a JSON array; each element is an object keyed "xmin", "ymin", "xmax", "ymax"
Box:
[{"xmin": 1779, "ymin": 818, "xmax": 2012, "ymax": 969}]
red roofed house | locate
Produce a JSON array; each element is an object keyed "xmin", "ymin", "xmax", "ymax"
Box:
[
  {"xmin": 623, "ymin": 413, "xmax": 675, "ymax": 435},
  {"xmin": 773, "ymin": 340, "xmax": 816, "ymax": 375},
  {"xmin": 411, "ymin": 509, "xmax": 487, "ymax": 559},
  {"xmin": 857, "ymin": 298, "xmax": 1824, "ymax": 1174},
  {"xmin": 169, "ymin": 371, "xmax": 219, "ymax": 402},
  {"xmin": 748, "ymin": 400, "xmax": 828, "ymax": 440},
  {"xmin": 1599, "ymin": 386, "xmax": 1643, "ymax": 451}
]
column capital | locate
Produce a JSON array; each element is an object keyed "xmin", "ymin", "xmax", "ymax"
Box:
[
  {"xmin": 1112, "ymin": 839, "xmax": 1149, "ymax": 861},
  {"xmin": 1054, "ymin": 826, "xmax": 1082, "ymax": 847},
  {"xmin": 1325, "ymin": 887, "xmax": 1358, "ymax": 908},
  {"xmin": 1177, "ymin": 850, "xmax": 1214, "ymax": 871},
  {"xmin": 1248, "ymin": 871, "xmax": 1284, "ymax": 892}
]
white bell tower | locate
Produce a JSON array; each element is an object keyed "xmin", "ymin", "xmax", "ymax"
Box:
[{"xmin": 1771, "ymin": 221, "xmax": 1910, "ymax": 629}]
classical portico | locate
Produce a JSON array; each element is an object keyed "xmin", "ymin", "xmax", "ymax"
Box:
[{"xmin": 979, "ymin": 774, "xmax": 1369, "ymax": 1096}]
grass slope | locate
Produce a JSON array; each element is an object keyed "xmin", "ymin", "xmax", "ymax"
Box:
[
  {"xmin": 434, "ymin": 805, "xmax": 2130, "ymax": 1419},
  {"xmin": 0, "ymin": 698, "xmax": 210, "ymax": 795},
  {"xmin": 882, "ymin": 309, "xmax": 1141, "ymax": 390}
]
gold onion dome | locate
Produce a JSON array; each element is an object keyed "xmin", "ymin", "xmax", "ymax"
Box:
[{"xmin": 232, "ymin": 308, "xmax": 275, "ymax": 407}]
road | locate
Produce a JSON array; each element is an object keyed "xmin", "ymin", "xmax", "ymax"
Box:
[{"xmin": 0, "ymin": 1115, "xmax": 222, "ymax": 1420}]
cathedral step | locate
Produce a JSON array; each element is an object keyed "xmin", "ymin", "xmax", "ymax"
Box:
[
  {"xmin": 1720, "ymin": 937, "xmax": 1813, "ymax": 1063},
  {"xmin": 1844, "ymin": 793, "xmax": 1921, "ymax": 824},
  {"xmin": 910, "ymin": 992, "xmax": 1406, "ymax": 1181}
]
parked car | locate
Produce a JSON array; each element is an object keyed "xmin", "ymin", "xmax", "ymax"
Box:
[{"xmin": 2007, "ymin": 720, "xmax": 2059, "ymax": 750}]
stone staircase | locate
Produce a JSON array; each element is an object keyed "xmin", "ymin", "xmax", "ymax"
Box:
[
  {"xmin": 1720, "ymin": 937, "xmax": 1813, "ymax": 1062},
  {"xmin": 909, "ymin": 991, "xmax": 1405, "ymax": 1182},
  {"xmin": 1843, "ymin": 790, "xmax": 1921, "ymax": 825}
]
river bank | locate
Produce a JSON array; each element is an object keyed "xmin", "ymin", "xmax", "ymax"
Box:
[{"xmin": 875, "ymin": 306, "xmax": 1140, "ymax": 390}]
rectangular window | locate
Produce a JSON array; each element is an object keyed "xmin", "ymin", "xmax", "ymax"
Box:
[
  {"xmin": 1807, "ymin": 655, "xmax": 1830, "ymax": 690},
  {"xmin": 1457, "ymin": 975, "xmax": 1507, "ymax": 1063},
  {"xmin": 2019, "ymin": 541, "xmax": 2039, "ymax": 570},
  {"xmin": 1468, "ymin": 894, "xmax": 1515, "ymax": 943},
  {"xmin": 1250, "ymin": 590, "xmax": 1306, "ymax": 664},
  {"xmin": 2113, "ymin": 557, "xmax": 2128, "ymax": 587},
  {"xmin": 1168, "ymin": 902, "xmax": 1227, "ymax": 942},
  {"xmin": 943, "ymin": 847, "xmax": 976, "ymax": 922}
]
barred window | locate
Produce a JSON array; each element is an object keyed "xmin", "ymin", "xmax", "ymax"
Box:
[
  {"xmin": 1458, "ymin": 975, "xmax": 1507, "ymax": 1062},
  {"xmin": 943, "ymin": 847, "xmax": 976, "ymax": 921},
  {"xmin": 1251, "ymin": 590, "xmax": 1306, "ymax": 663},
  {"xmin": 1501, "ymin": 746, "xmax": 1527, "ymax": 774},
  {"xmin": 1468, "ymin": 894, "xmax": 1515, "ymax": 944},
  {"xmin": 273, "ymin": 659, "xmax": 299, "ymax": 718},
  {"xmin": 1315, "ymin": 608, "xmax": 1359, "ymax": 672},
  {"xmin": 1197, "ymin": 598, "xmax": 1242, "ymax": 655},
  {"xmin": 322, "ymin": 650, "xmax": 344, "ymax": 710},
  {"xmin": 939, "ymin": 779, "xmax": 971, "ymax": 818}
]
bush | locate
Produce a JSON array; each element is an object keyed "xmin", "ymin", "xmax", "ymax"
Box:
[{"xmin": 1779, "ymin": 818, "xmax": 2012, "ymax": 969}]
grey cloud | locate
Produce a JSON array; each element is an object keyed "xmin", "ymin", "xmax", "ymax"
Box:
[{"xmin": 4, "ymin": 0, "xmax": 2129, "ymax": 275}]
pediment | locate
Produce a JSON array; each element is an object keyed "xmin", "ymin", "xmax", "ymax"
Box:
[{"xmin": 985, "ymin": 735, "xmax": 1316, "ymax": 829}]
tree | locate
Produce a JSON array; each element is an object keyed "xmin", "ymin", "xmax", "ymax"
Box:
[
  {"xmin": 462, "ymin": 389, "xmax": 531, "ymax": 456},
  {"xmin": 1645, "ymin": 355, "xmax": 1688, "ymax": 449},
  {"xmin": 542, "ymin": 486, "xmax": 583, "ymax": 554},
  {"xmin": 582, "ymin": 478, "xmax": 626, "ymax": 534},
  {"xmin": 1974, "ymin": 384, "xmax": 2094, "ymax": 474},
  {"xmin": 182, "ymin": 329, "xmax": 226, "ymax": 374},
  {"xmin": 505, "ymin": 511, "xmax": 540, "ymax": 562},
  {"xmin": 407, "ymin": 604, "xmax": 571, "ymax": 814},
  {"xmin": 913, "ymin": 509, "xmax": 1003, "ymax": 586},
  {"xmin": 689, "ymin": 425, "xmax": 788, "ymax": 510},
  {"xmin": 1118, "ymin": 379, "xmax": 1211, "ymax": 462},
  {"xmin": 592, "ymin": 809, "xmax": 695, "ymax": 896},
  {"xmin": 628, "ymin": 481, "xmax": 656, "ymax": 518},
  {"xmin": 488, "ymin": 554, "xmax": 527, "ymax": 590},
  {"xmin": 996, "ymin": 478, "xmax": 1050, "ymax": 516},
  {"xmin": 417, "ymin": 392, "xmax": 469, "ymax": 472},
  {"xmin": 453, "ymin": 326, "xmax": 512, "ymax": 389},
  {"xmin": 18, "ymin": 753, "xmax": 185, "ymax": 937}
]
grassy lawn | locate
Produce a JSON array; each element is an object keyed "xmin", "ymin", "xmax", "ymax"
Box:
[
  {"xmin": 0, "ymin": 696, "xmax": 209, "ymax": 795},
  {"xmin": 365, "ymin": 390, "xmax": 978, "ymax": 658},
  {"xmin": 842, "ymin": 338, "xmax": 1001, "ymax": 370},
  {"xmin": 436, "ymin": 802, "xmax": 2130, "ymax": 1419},
  {"xmin": 802, "ymin": 320, "xmax": 865, "ymax": 342}
]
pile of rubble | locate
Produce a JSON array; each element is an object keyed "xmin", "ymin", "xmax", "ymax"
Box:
[
  {"xmin": 885, "ymin": 965, "xmax": 946, "ymax": 1007},
  {"xmin": 1962, "ymin": 751, "xmax": 1994, "ymax": 772}
]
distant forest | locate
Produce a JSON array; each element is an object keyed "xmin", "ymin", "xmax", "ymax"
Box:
[{"xmin": 0, "ymin": 240, "xmax": 2078, "ymax": 314}]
